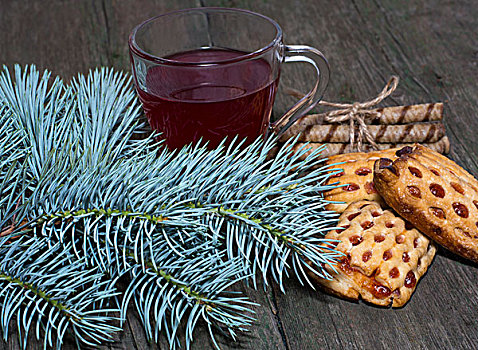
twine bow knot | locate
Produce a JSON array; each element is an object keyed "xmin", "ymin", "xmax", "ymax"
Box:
[{"xmin": 318, "ymin": 75, "xmax": 399, "ymax": 152}]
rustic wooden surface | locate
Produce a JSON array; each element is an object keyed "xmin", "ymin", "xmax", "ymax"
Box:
[{"xmin": 1, "ymin": 0, "xmax": 477, "ymax": 349}]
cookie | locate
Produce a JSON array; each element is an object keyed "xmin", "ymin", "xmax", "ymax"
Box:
[
  {"xmin": 314, "ymin": 200, "xmax": 436, "ymax": 307},
  {"xmin": 324, "ymin": 149, "xmax": 399, "ymax": 213},
  {"xmin": 374, "ymin": 144, "xmax": 478, "ymax": 264}
]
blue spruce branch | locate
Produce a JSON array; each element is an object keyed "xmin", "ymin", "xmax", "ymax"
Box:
[
  {"xmin": 0, "ymin": 235, "xmax": 121, "ymax": 349},
  {"xmin": 36, "ymin": 213, "xmax": 256, "ymax": 350},
  {"xmin": 0, "ymin": 64, "xmax": 343, "ymax": 349}
]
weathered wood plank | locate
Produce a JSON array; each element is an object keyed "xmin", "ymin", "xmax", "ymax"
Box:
[
  {"xmin": 0, "ymin": 3, "xmax": 286, "ymax": 349},
  {"xmin": 0, "ymin": 0, "xmax": 108, "ymax": 79},
  {"xmin": 1, "ymin": 0, "xmax": 477, "ymax": 349},
  {"xmin": 191, "ymin": 280, "xmax": 287, "ymax": 350},
  {"xmin": 0, "ymin": 0, "xmax": 198, "ymax": 79},
  {"xmin": 201, "ymin": 0, "xmax": 478, "ymax": 349}
]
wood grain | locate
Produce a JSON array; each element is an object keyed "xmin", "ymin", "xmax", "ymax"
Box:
[{"xmin": 1, "ymin": 0, "xmax": 477, "ymax": 349}]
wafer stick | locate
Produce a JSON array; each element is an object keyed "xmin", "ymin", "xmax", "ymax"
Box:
[
  {"xmin": 282, "ymin": 103, "xmax": 444, "ymax": 133},
  {"xmin": 280, "ymin": 122, "xmax": 446, "ymax": 143},
  {"xmin": 371, "ymin": 103, "xmax": 444, "ymax": 124},
  {"xmin": 289, "ymin": 136, "xmax": 450, "ymax": 159}
]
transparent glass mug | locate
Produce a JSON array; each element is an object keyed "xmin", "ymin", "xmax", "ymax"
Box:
[{"xmin": 129, "ymin": 7, "xmax": 329, "ymax": 150}]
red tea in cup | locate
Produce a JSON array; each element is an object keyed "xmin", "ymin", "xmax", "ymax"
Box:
[
  {"xmin": 129, "ymin": 8, "xmax": 329, "ymax": 150},
  {"xmin": 137, "ymin": 48, "xmax": 278, "ymax": 149}
]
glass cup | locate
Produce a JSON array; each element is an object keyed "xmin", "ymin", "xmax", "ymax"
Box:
[{"xmin": 129, "ymin": 7, "xmax": 329, "ymax": 150}]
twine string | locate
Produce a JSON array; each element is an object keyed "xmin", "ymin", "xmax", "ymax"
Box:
[
  {"xmin": 321, "ymin": 76, "xmax": 399, "ymax": 151},
  {"xmin": 286, "ymin": 75, "xmax": 399, "ymax": 152}
]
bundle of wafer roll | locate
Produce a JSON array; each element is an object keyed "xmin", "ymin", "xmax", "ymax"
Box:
[
  {"xmin": 280, "ymin": 103, "xmax": 449, "ymax": 158},
  {"xmin": 274, "ymin": 76, "xmax": 449, "ymax": 158}
]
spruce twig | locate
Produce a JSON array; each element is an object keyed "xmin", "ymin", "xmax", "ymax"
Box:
[
  {"xmin": 122, "ymin": 239, "xmax": 256, "ymax": 349},
  {"xmin": 0, "ymin": 64, "xmax": 342, "ymax": 349},
  {"xmin": 0, "ymin": 235, "xmax": 121, "ymax": 349}
]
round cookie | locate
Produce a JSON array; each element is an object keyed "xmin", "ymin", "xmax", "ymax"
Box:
[
  {"xmin": 313, "ymin": 200, "xmax": 436, "ymax": 307},
  {"xmin": 324, "ymin": 148, "xmax": 399, "ymax": 213}
]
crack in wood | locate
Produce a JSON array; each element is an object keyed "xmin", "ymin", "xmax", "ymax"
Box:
[
  {"xmin": 269, "ymin": 281, "xmax": 292, "ymax": 350},
  {"xmin": 126, "ymin": 312, "xmax": 142, "ymax": 350},
  {"xmin": 101, "ymin": 0, "xmax": 112, "ymax": 66}
]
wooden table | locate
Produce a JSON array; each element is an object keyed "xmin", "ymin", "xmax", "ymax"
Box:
[{"xmin": 1, "ymin": 0, "xmax": 477, "ymax": 349}]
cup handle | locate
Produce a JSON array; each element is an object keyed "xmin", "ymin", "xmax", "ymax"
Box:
[{"xmin": 269, "ymin": 44, "xmax": 330, "ymax": 139}]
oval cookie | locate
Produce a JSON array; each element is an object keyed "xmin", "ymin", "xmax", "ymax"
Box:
[{"xmin": 374, "ymin": 144, "xmax": 478, "ymax": 264}]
